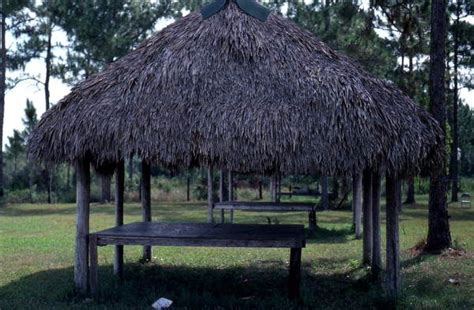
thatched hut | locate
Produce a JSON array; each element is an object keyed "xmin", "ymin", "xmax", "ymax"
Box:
[{"xmin": 28, "ymin": 0, "xmax": 443, "ymax": 300}]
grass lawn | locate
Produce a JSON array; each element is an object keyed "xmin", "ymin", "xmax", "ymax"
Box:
[{"xmin": 0, "ymin": 196, "xmax": 473, "ymax": 309}]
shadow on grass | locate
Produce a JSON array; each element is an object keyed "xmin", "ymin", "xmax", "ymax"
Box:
[
  {"xmin": 0, "ymin": 262, "xmax": 389, "ymax": 309},
  {"xmin": 306, "ymin": 225, "xmax": 354, "ymax": 244},
  {"xmin": 399, "ymin": 204, "xmax": 474, "ymax": 222}
]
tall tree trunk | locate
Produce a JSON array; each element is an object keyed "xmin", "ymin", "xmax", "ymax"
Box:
[
  {"xmin": 44, "ymin": 22, "xmax": 53, "ymax": 204},
  {"xmin": 426, "ymin": 0, "xmax": 451, "ymax": 252},
  {"xmin": 45, "ymin": 22, "xmax": 52, "ymax": 111},
  {"xmin": 0, "ymin": 12, "xmax": 6, "ymax": 205},
  {"xmin": 450, "ymin": 3, "xmax": 460, "ymax": 203},
  {"xmin": 258, "ymin": 178, "xmax": 263, "ymax": 200},
  {"xmin": 404, "ymin": 54, "xmax": 416, "ymax": 205}
]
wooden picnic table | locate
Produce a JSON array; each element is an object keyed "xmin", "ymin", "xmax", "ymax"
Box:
[
  {"xmin": 213, "ymin": 202, "xmax": 317, "ymax": 233},
  {"xmin": 89, "ymin": 222, "xmax": 306, "ymax": 299}
]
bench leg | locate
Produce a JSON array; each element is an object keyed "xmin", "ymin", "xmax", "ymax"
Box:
[
  {"xmin": 230, "ymin": 210, "xmax": 234, "ymax": 223},
  {"xmin": 220, "ymin": 209, "xmax": 225, "ymax": 224},
  {"xmin": 114, "ymin": 245, "xmax": 123, "ymax": 279},
  {"xmin": 288, "ymin": 247, "xmax": 301, "ymax": 299},
  {"xmin": 89, "ymin": 235, "xmax": 98, "ymax": 295}
]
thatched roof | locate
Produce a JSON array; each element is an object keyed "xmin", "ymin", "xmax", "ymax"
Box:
[{"xmin": 28, "ymin": 0, "xmax": 443, "ymax": 176}]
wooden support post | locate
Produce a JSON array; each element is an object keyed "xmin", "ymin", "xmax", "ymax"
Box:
[
  {"xmin": 288, "ymin": 248, "xmax": 302, "ymax": 299},
  {"xmin": 332, "ymin": 177, "xmax": 339, "ymax": 200},
  {"xmin": 352, "ymin": 172, "xmax": 363, "ymax": 239},
  {"xmin": 89, "ymin": 234, "xmax": 98, "ymax": 295},
  {"xmin": 114, "ymin": 162, "xmax": 124, "ymax": 278},
  {"xmin": 321, "ymin": 176, "xmax": 329, "ymax": 210},
  {"xmin": 386, "ymin": 175, "xmax": 401, "ymax": 299},
  {"xmin": 186, "ymin": 176, "xmax": 191, "ymax": 201},
  {"xmin": 270, "ymin": 174, "xmax": 276, "ymax": 202},
  {"xmin": 74, "ymin": 160, "xmax": 90, "ymax": 294},
  {"xmin": 207, "ymin": 167, "xmax": 214, "ymax": 223},
  {"xmin": 277, "ymin": 172, "xmax": 282, "ymax": 203},
  {"xmin": 308, "ymin": 210, "xmax": 317, "ymax": 235},
  {"xmin": 228, "ymin": 171, "xmax": 234, "ymax": 222},
  {"xmin": 371, "ymin": 172, "xmax": 382, "ymax": 279},
  {"xmin": 219, "ymin": 169, "xmax": 225, "ymax": 223},
  {"xmin": 141, "ymin": 160, "xmax": 152, "ymax": 261},
  {"xmin": 100, "ymin": 174, "xmax": 112, "ymax": 204},
  {"xmin": 362, "ymin": 169, "xmax": 373, "ymax": 265}
]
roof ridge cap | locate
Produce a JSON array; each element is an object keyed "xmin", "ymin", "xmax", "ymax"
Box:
[{"xmin": 201, "ymin": 0, "xmax": 271, "ymax": 22}]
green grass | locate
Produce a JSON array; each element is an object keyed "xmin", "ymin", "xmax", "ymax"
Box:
[{"xmin": 0, "ymin": 196, "xmax": 473, "ymax": 309}]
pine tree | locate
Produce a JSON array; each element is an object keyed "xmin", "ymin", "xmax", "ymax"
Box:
[
  {"xmin": 447, "ymin": 0, "xmax": 474, "ymax": 202},
  {"xmin": 0, "ymin": 0, "xmax": 32, "ymax": 205},
  {"xmin": 426, "ymin": 0, "xmax": 451, "ymax": 252},
  {"xmin": 5, "ymin": 129, "xmax": 24, "ymax": 176}
]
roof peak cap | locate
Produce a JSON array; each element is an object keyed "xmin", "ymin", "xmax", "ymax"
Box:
[{"xmin": 201, "ymin": 0, "xmax": 271, "ymax": 22}]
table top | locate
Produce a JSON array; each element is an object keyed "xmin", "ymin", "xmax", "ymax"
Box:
[
  {"xmin": 93, "ymin": 222, "xmax": 305, "ymax": 242},
  {"xmin": 213, "ymin": 201, "xmax": 316, "ymax": 211}
]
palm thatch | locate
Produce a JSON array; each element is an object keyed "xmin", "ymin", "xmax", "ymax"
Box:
[{"xmin": 28, "ymin": 0, "xmax": 443, "ymax": 177}]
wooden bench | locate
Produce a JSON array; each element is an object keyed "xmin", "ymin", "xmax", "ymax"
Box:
[
  {"xmin": 89, "ymin": 222, "xmax": 306, "ymax": 299},
  {"xmin": 214, "ymin": 202, "xmax": 317, "ymax": 233}
]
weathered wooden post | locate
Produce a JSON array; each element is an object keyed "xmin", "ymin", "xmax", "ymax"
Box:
[
  {"xmin": 207, "ymin": 167, "xmax": 214, "ymax": 223},
  {"xmin": 270, "ymin": 174, "xmax": 276, "ymax": 202},
  {"xmin": 141, "ymin": 160, "xmax": 152, "ymax": 261},
  {"xmin": 308, "ymin": 209, "xmax": 317, "ymax": 235},
  {"xmin": 308, "ymin": 185, "xmax": 319, "ymax": 233},
  {"xmin": 371, "ymin": 171, "xmax": 382, "ymax": 279},
  {"xmin": 219, "ymin": 169, "xmax": 225, "ymax": 223},
  {"xmin": 186, "ymin": 175, "xmax": 191, "ymax": 201},
  {"xmin": 352, "ymin": 172, "xmax": 363, "ymax": 239},
  {"xmin": 288, "ymin": 248, "xmax": 302, "ymax": 299},
  {"xmin": 321, "ymin": 175, "xmax": 329, "ymax": 210},
  {"xmin": 228, "ymin": 171, "xmax": 234, "ymax": 222},
  {"xmin": 74, "ymin": 160, "xmax": 90, "ymax": 294},
  {"xmin": 114, "ymin": 161, "xmax": 124, "ymax": 278},
  {"xmin": 276, "ymin": 172, "xmax": 282, "ymax": 203},
  {"xmin": 386, "ymin": 175, "xmax": 401, "ymax": 299},
  {"xmin": 362, "ymin": 169, "xmax": 373, "ymax": 265}
]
